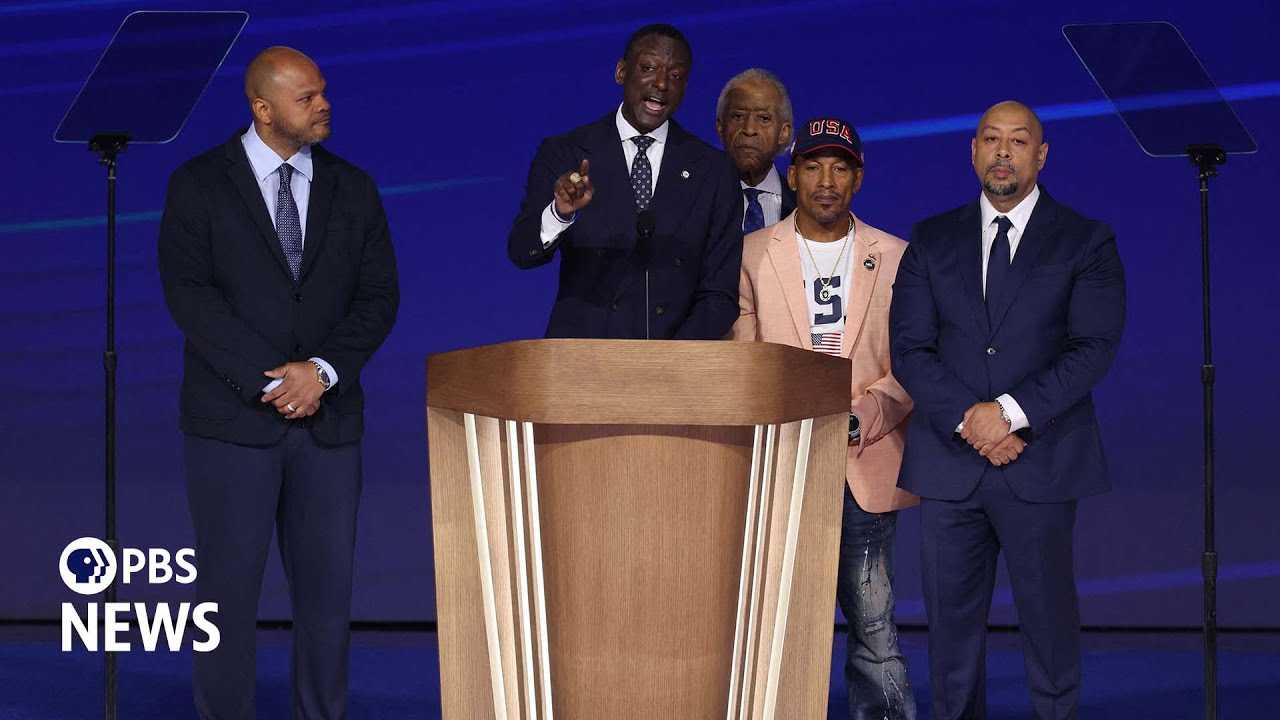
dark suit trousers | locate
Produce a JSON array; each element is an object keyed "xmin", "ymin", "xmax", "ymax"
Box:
[
  {"xmin": 185, "ymin": 425, "xmax": 361, "ymax": 720},
  {"xmin": 921, "ymin": 469, "xmax": 1080, "ymax": 720}
]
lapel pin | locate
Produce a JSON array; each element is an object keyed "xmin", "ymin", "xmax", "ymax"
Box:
[
  {"xmin": 863, "ymin": 256, "xmax": 876, "ymax": 271},
  {"xmin": 680, "ymin": 170, "xmax": 690, "ymax": 179}
]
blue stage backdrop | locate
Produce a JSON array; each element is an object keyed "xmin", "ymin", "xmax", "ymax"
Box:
[{"xmin": 1, "ymin": 0, "xmax": 1276, "ymax": 627}]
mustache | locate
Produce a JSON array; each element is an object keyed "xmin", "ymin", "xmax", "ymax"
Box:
[{"xmin": 987, "ymin": 160, "xmax": 1013, "ymax": 172}]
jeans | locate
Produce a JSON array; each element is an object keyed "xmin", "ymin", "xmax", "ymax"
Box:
[{"xmin": 836, "ymin": 489, "xmax": 916, "ymax": 720}]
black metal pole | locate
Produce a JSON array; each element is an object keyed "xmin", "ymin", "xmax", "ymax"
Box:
[
  {"xmin": 1188, "ymin": 143, "xmax": 1223, "ymax": 720},
  {"xmin": 90, "ymin": 133, "xmax": 127, "ymax": 720}
]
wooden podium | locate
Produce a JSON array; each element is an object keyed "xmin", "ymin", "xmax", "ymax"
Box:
[{"xmin": 427, "ymin": 340, "xmax": 850, "ymax": 719}]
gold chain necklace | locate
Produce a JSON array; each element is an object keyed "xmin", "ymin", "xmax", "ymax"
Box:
[{"xmin": 801, "ymin": 215, "xmax": 854, "ymax": 302}]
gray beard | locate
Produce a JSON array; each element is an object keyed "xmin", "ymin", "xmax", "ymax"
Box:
[{"xmin": 983, "ymin": 178, "xmax": 1019, "ymax": 197}]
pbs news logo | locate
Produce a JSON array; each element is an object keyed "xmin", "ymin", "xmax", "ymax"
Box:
[{"xmin": 59, "ymin": 537, "xmax": 219, "ymax": 653}]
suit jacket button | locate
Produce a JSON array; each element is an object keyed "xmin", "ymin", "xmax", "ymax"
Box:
[
  {"xmin": 293, "ymin": 292, "xmax": 303, "ymax": 302},
  {"xmin": 986, "ymin": 347, "xmax": 997, "ymax": 356},
  {"xmin": 528, "ymin": 248, "xmax": 538, "ymax": 256},
  {"xmin": 655, "ymin": 305, "xmax": 665, "ymax": 316},
  {"xmin": 610, "ymin": 302, "xmax": 619, "ymax": 311},
  {"xmin": 674, "ymin": 257, "xmax": 683, "ymax": 267},
  {"xmin": 295, "ymin": 344, "xmax": 303, "ymax": 353}
]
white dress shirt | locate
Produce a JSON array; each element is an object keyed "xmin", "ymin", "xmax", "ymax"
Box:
[
  {"xmin": 741, "ymin": 164, "xmax": 784, "ymax": 229},
  {"xmin": 539, "ymin": 105, "xmax": 670, "ymax": 246},
  {"xmin": 241, "ymin": 125, "xmax": 338, "ymax": 393},
  {"xmin": 979, "ymin": 184, "xmax": 1040, "ymax": 297},
  {"xmin": 974, "ymin": 184, "xmax": 1041, "ymax": 432}
]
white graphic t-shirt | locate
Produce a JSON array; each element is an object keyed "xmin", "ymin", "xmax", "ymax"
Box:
[{"xmin": 795, "ymin": 225, "xmax": 854, "ymax": 356}]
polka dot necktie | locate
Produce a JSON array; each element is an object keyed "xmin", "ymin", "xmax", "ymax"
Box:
[
  {"xmin": 275, "ymin": 163, "xmax": 303, "ymax": 281},
  {"xmin": 630, "ymin": 135, "xmax": 655, "ymax": 211},
  {"xmin": 743, "ymin": 187, "xmax": 765, "ymax": 233}
]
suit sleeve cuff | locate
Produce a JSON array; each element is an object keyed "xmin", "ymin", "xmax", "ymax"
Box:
[
  {"xmin": 541, "ymin": 202, "xmax": 575, "ymax": 247},
  {"xmin": 310, "ymin": 357, "xmax": 339, "ymax": 391},
  {"xmin": 996, "ymin": 394, "xmax": 1029, "ymax": 432},
  {"xmin": 262, "ymin": 378, "xmax": 283, "ymax": 393}
]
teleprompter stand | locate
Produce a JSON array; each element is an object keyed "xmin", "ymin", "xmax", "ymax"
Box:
[
  {"xmin": 54, "ymin": 11, "xmax": 248, "ymax": 718},
  {"xmin": 1064, "ymin": 22, "xmax": 1258, "ymax": 720}
]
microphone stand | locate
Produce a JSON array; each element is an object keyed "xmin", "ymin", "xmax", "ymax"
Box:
[{"xmin": 636, "ymin": 210, "xmax": 656, "ymax": 340}]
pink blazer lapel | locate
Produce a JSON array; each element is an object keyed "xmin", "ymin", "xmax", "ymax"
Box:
[
  {"xmin": 840, "ymin": 216, "xmax": 881, "ymax": 359},
  {"xmin": 764, "ymin": 218, "xmax": 812, "ymax": 350}
]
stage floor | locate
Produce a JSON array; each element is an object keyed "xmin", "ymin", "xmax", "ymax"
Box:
[{"xmin": 1, "ymin": 627, "xmax": 1276, "ymax": 718}]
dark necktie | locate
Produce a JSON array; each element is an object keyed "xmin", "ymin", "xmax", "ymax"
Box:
[
  {"xmin": 743, "ymin": 187, "xmax": 765, "ymax": 233},
  {"xmin": 986, "ymin": 215, "xmax": 1012, "ymax": 318},
  {"xmin": 275, "ymin": 163, "xmax": 303, "ymax": 280},
  {"xmin": 630, "ymin": 135, "xmax": 655, "ymax": 210}
]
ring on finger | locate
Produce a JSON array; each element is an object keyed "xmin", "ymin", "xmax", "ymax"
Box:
[{"xmin": 286, "ymin": 402, "xmax": 296, "ymax": 413}]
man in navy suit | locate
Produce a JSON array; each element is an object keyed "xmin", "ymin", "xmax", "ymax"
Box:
[
  {"xmin": 715, "ymin": 68, "xmax": 797, "ymax": 232},
  {"xmin": 159, "ymin": 47, "xmax": 398, "ymax": 719},
  {"xmin": 890, "ymin": 101, "xmax": 1125, "ymax": 719},
  {"xmin": 507, "ymin": 24, "xmax": 743, "ymax": 339}
]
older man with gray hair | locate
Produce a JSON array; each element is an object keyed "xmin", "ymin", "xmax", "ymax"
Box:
[{"xmin": 716, "ymin": 68, "xmax": 796, "ymax": 233}]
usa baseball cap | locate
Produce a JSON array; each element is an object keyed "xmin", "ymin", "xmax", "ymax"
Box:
[{"xmin": 792, "ymin": 117, "xmax": 864, "ymax": 167}]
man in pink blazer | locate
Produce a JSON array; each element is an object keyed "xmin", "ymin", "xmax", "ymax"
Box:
[{"xmin": 730, "ymin": 117, "xmax": 918, "ymax": 719}]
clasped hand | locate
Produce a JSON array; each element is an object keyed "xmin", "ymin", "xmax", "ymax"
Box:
[
  {"xmin": 961, "ymin": 401, "xmax": 1025, "ymax": 467},
  {"xmin": 260, "ymin": 361, "xmax": 324, "ymax": 420}
]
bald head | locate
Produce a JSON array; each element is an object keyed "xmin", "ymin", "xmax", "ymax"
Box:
[
  {"xmin": 244, "ymin": 46, "xmax": 331, "ymax": 159},
  {"xmin": 976, "ymin": 100, "xmax": 1044, "ymax": 144},
  {"xmin": 244, "ymin": 46, "xmax": 317, "ymax": 102},
  {"xmin": 971, "ymin": 100, "xmax": 1048, "ymax": 212}
]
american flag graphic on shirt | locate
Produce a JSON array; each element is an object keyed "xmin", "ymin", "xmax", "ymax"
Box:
[{"xmin": 811, "ymin": 332, "xmax": 843, "ymax": 356}]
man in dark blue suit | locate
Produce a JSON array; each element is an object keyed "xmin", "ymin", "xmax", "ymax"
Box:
[
  {"xmin": 507, "ymin": 24, "xmax": 743, "ymax": 339},
  {"xmin": 715, "ymin": 68, "xmax": 797, "ymax": 232},
  {"xmin": 159, "ymin": 47, "xmax": 398, "ymax": 719},
  {"xmin": 890, "ymin": 101, "xmax": 1125, "ymax": 719}
]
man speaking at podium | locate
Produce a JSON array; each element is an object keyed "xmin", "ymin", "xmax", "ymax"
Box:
[
  {"xmin": 507, "ymin": 24, "xmax": 743, "ymax": 339},
  {"xmin": 158, "ymin": 47, "xmax": 399, "ymax": 719}
]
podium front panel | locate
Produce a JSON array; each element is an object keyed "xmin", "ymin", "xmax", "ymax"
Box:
[{"xmin": 429, "ymin": 409, "xmax": 846, "ymax": 719}]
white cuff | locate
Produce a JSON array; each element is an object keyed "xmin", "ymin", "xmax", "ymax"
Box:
[
  {"xmin": 540, "ymin": 201, "xmax": 574, "ymax": 247},
  {"xmin": 260, "ymin": 358, "xmax": 339, "ymax": 394},
  {"xmin": 310, "ymin": 357, "xmax": 339, "ymax": 391},
  {"xmin": 995, "ymin": 394, "xmax": 1029, "ymax": 432}
]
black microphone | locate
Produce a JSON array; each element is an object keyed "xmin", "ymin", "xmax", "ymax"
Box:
[{"xmin": 635, "ymin": 210, "xmax": 656, "ymax": 339}]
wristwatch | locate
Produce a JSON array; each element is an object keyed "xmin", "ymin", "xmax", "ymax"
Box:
[
  {"xmin": 311, "ymin": 360, "xmax": 333, "ymax": 392},
  {"xmin": 997, "ymin": 401, "xmax": 1011, "ymax": 427}
]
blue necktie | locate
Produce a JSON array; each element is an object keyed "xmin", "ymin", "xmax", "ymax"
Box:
[
  {"xmin": 743, "ymin": 187, "xmax": 765, "ymax": 233},
  {"xmin": 275, "ymin": 163, "xmax": 303, "ymax": 281},
  {"xmin": 630, "ymin": 136, "xmax": 655, "ymax": 210},
  {"xmin": 986, "ymin": 215, "xmax": 1012, "ymax": 320}
]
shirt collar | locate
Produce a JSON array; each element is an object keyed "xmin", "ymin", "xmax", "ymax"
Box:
[
  {"xmin": 615, "ymin": 104, "xmax": 669, "ymax": 147},
  {"xmin": 741, "ymin": 164, "xmax": 782, "ymax": 196},
  {"xmin": 242, "ymin": 123, "xmax": 314, "ymax": 184},
  {"xmin": 979, "ymin": 183, "xmax": 1040, "ymax": 235}
]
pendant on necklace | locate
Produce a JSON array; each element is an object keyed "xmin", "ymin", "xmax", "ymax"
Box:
[{"xmin": 819, "ymin": 285, "xmax": 832, "ymax": 302}]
